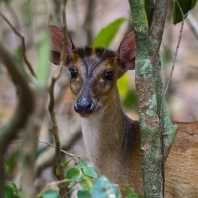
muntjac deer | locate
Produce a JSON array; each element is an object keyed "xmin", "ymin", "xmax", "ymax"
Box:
[{"xmin": 49, "ymin": 25, "xmax": 198, "ymax": 197}]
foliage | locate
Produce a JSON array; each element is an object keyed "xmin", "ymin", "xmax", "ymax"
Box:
[
  {"xmin": 41, "ymin": 160, "xmax": 123, "ymax": 198},
  {"xmin": 4, "ymin": 183, "xmax": 22, "ymax": 198},
  {"xmin": 93, "ymin": 17, "xmax": 126, "ymax": 48},
  {"xmin": 173, "ymin": 0, "xmax": 197, "ymax": 24}
]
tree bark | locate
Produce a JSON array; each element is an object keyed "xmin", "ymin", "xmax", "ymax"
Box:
[{"xmin": 128, "ymin": 0, "xmax": 163, "ymax": 197}]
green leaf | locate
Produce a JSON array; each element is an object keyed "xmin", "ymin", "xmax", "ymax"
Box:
[
  {"xmin": 125, "ymin": 188, "xmax": 144, "ymax": 198},
  {"xmin": 117, "ymin": 73, "xmax": 129, "ymax": 97},
  {"xmin": 91, "ymin": 176, "xmax": 121, "ymax": 198},
  {"xmin": 36, "ymin": 31, "xmax": 51, "ymax": 86},
  {"xmin": 4, "ymin": 185, "xmax": 14, "ymax": 198},
  {"xmin": 75, "ymin": 160, "xmax": 88, "ymax": 168},
  {"xmin": 80, "ymin": 174, "xmax": 94, "ymax": 190},
  {"xmin": 67, "ymin": 181, "xmax": 76, "ymax": 189},
  {"xmin": 173, "ymin": 0, "xmax": 197, "ymax": 24},
  {"xmin": 9, "ymin": 182, "xmax": 22, "ymax": 197},
  {"xmin": 82, "ymin": 166, "xmax": 98, "ymax": 179},
  {"xmin": 126, "ymin": 194, "xmax": 144, "ymax": 198},
  {"xmin": 77, "ymin": 190, "xmax": 92, "ymax": 198},
  {"xmin": 56, "ymin": 160, "xmax": 72, "ymax": 176},
  {"xmin": 66, "ymin": 167, "xmax": 81, "ymax": 180},
  {"xmin": 38, "ymin": 190, "xmax": 60, "ymax": 198},
  {"xmin": 122, "ymin": 89, "xmax": 138, "ymax": 109},
  {"xmin": 93, "ymin": 17, "xmax": 127, "ymax": 48}
]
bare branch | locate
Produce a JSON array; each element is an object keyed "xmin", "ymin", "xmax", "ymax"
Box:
[
  {"xmin": 34, "ymin": 120, "xmax": 81, "ymax": 177},
  {"xmin": 0, "ymin": 43, "xmax": 34, "ymax": 198},
  {"xmin": 48, "ymin": 0, "xmax": 68, "ymax": 197},
  {"xmin": 161, "ymin": 0, "xmax": 185, "ymax": 115},
  {"xmin": 0, "ymin": 13, "xmax": 36, "ymax": 78}
]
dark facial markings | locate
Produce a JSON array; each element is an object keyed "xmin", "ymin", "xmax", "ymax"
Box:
[{"xmin": 72, "ymin": 47, "xmax": 117, "ymax": 79}]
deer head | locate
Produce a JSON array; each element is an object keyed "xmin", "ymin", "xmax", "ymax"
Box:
[{"xmin": 49, "ymin": 25, "xmax": 136, "ymax": 117}]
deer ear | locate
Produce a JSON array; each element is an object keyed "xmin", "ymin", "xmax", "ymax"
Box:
[
  {"xmin": 118, "ymin": 31, "xmax": 136, "ymax": 73},
  {"xmin": 48, "ymin": 25, "xmax": 74, "ymax": 65}
]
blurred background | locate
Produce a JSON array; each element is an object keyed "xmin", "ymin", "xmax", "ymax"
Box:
[{"xmin": 0, "ymin": 0, "xmax": 198, "ymax": 194}]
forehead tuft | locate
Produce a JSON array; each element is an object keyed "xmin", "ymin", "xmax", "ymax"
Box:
[{"xmin": 73, "ymin": 47, "xmax": 116, "ymax": 61}]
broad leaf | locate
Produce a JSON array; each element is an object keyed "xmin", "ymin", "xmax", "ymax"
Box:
[
  {"xmin": 56, "ymin": 159, "xmax": 72, "ymax": 176},
  {"xmin": 66, "ymin": 167, "xmax": 81, "ymax": 180},
  {"xmin": 93, "ymin": 18, "xmax": 127, "ymax": 48},
  {"xmin": 91, "ymin": 176, "xmax": 120, "ymax": 198},
  {"xmin": 82, "ymin": 166, "xmax": 98, "ymax": 179},
  {"xmin": 10, "ymin": 182, "xmax": 22, "ymax": 197},
  {"xmin": 38, "ymin": 190, "xmax": 60, "ymax": 198},
  {"xmin": 4, "ymin": 185, "xmax": 14, "ymax": 198},
  {"xmin": 77, "ymin": 190, "xmax": 92, "ymax": 198},
  {"xmin": 75, "ymin": 160, "xmax": 88, "ymax": 168},
  {"xmin": 173, "ymin": 0, "xmax": 197, "ymax": 24}
]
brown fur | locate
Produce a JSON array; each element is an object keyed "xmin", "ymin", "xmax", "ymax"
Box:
[
  {"xmin": 68, "ymin": 54, "xmax": 198, "ymax": 197},
  {"xmin": 49, "ymin": 26, "xmax": 198, "ymax": 197}
]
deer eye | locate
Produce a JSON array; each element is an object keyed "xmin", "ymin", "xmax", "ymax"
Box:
[
  {"xmin": 69, "ymin": 68, "xmax": 78, "ymax": 79},
  {"xmin": 104, "ymin": 70, "xmax": 114, "ymax": 80}
]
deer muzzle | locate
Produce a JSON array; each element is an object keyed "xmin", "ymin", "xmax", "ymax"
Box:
[{"xmin": 74, "ymin": 97, "xmax": 95, "ymax": 114}]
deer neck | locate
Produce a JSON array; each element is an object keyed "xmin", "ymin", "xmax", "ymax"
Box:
[{"xmin": 80, "ymin": 87, "xmax": 140, "ymax": 173}]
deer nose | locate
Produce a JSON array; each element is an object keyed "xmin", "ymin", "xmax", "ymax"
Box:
[{"xmin": 74, "ymin": 97, "xmax": 95, "ymax": 114}]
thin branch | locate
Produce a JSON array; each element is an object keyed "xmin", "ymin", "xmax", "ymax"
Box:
[
  {"xmin": 161, "ymin": 0, "xmax": 185, "ymax": 115},
  {"xmin": 10, "ymin": 140, "xmax": 80, "ymax": 163},
  {"xmin": 38, "ymin": 177, "xmax": 95, "ymax": 197},
  {"xmin": 0, "ymin": 43, "xmax": 34, "ymax": 198},
  {"xmin": 0, "ymin": 13, "xmax": 36, "ymax": 78},
  {"xmin": 48, "ymin": 0, "xmax": 68, "ymax": 197},
  {"xmin": 34, "ymin": 119, "xmax": 81, "ymax": 177}
]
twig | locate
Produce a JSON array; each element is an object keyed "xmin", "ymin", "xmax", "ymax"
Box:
[
  {"xmin": 37, "ymin": 179, "xmax": 73, "ymax": 197},
  {"xmin": 48, "ymin": 0, "xmax": 68, "ymax": 197},
  {"xmin": 37, "ymin": 140, "xmax": 80, "ymax": 161},
  {"xmin": 160, "ymin": 0, "xmax": 185, "ymax": 116},
  {"xmin": 0, "ymin": 13, "xmax": 36, "ymax": 78},
  {"xmin": 38, "ymin": 177, "xmax": 95, "ymax": 197},
  {"xmin": 34, "ymin": 119, "xmax": 82, "ymax": 177}
]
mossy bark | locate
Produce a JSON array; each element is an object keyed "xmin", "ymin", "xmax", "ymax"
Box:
[
  {"xmin": 153, "ymin": 56, "xmax": 178, "ymax": 161},
  {"xmin": 128, "ymin": 0, "xmax": 170, "ymax": 197},
  {"xmin": 129, "ymin": 0, "xmax": 178, "ymax": 197}
]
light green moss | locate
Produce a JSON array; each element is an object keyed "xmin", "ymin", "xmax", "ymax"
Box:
[
  {"xmin": 135, "ymin": 59, "xmax": 152, "ymax": 78},
  {"xmin": 146, "ymin": 94, "xmax": 157, "ymax": 116}
]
